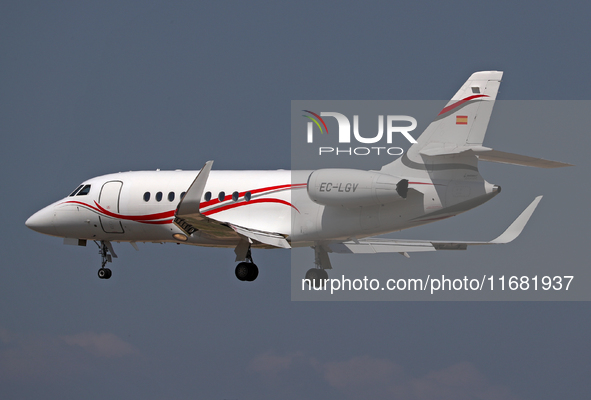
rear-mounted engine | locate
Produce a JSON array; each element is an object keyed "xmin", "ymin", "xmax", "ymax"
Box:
[{"xmin": 307, "ymin": 169, "xmax": 408, "ymax": 208}]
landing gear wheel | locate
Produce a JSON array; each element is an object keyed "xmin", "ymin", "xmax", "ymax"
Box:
[
  {"xmin": 235, "ymin": 262, "xmax": 250, "ymax": 281},
  {"xmin": 305, "ymin": 268, "xmax": 328, "ymax": 289},
  {"xmin": 95, "ymin": 241, "xmax": 115, "ymax": 280},
  {"xmin": 246, "ymin": 264, "xmax": 259, "ymax": 282},
  {"xmin": 98, "ymin": 268, "xmax": 112, "ymax": 279},
  {"xmin": 235, "ymin": 262, "xmax": 259, "ymax": 282}
]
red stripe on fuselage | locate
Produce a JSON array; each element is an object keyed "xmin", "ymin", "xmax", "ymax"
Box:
[
  {"xmin": 94, "ymin": 201, "xmax": 175, "ymax": 221},
  {"xmin": 62, "ymin": 200, "xmax": 175, "ymax": 223},
  {"xmin": 200, "ymin": 183, "xmax": 306, "ymax": 209},
  {"xmin": 202, "ymin": 198, "xmax": 300, "ymax": 215},
  {"xmin": 60, "ymin": 182, "xmax": 306, "ymax": 225}
]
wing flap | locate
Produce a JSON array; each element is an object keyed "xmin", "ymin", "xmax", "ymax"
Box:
[
  {"xmin": 230, "ymin": 224, "xmax": 291, "ymax": 249},
  {"xmin": 329, "ymin": 239, "xmax": 435, "ymax": 254}
]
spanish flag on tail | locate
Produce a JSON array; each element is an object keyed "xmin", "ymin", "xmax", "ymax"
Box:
[{"xmin": 456, "ymin": 115, "xmax": 468, "ymax": 125}]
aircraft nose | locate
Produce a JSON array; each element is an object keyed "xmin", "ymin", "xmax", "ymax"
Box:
[{"xmin": 25, "ymin": 205, "xmax": 58, "ymax": 236}]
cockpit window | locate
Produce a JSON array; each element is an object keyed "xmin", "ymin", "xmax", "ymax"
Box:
[
  {"xmin": 76, "ymin": 185, "xmax": 91, "ymax": 196},
  {"xmin": 69, "ymin": 185, "xmax": 84, "ymax": 197}
]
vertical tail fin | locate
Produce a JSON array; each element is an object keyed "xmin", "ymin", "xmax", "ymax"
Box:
[
  {"xmin": 381, "ymin": 71, "xmax": 503, "ymax": 175},
  {"xmin": 416, "ymin": 71, "xmax": 503, "ymax": 152}
]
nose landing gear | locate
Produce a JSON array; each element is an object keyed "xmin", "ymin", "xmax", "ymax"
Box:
[
  {"xmin": 95, "ymin": 240, "xmax": 117, "ymax": 280},
  {"xmin": 98, "ymin": 267, "xmax": 112, "ymax": 279}
]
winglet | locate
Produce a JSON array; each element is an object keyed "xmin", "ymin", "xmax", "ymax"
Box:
[
  {"xmin": 176, "ymin": 160, "xmax": 214, "ymax": 216},
  {"xmin": 490, "ymin": 196, "xmax": 542, "ymax": 244}
]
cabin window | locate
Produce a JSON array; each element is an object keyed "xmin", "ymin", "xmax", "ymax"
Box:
[
  {"xmin": 218, "ymin": 191, "xmax": 225, "ymax": 202},
  {"xmin": 77, "ymin": 185, "xmax": 91, "ymax": 196},
  {"xmin": 232, "ymin": 191, "xmax": 239, "ymax": 201},
  {"xmin": 168, "ymin": 192, "xmax": 175, "ymax": 202},
  {"xmin": 245, "ymin": 191, "xmax": 252, "ymax": 201},
  {"xmin": 155, "ymin": 192, "xmax": 163, "ymax": 202},
  {"xmin": 204, "ymin": 191, "xmax": 211, "ymax": 202},
  {"xmin": 143, "ymin": 192, "xmax": 150, "ymax": 202},
  {"xmin": 69, "ymin": 185, "xmax": 83, "ymax": 197},
  {"xmin": 181, "ymin": 192, "xmax": 186, "ymax": 199}
]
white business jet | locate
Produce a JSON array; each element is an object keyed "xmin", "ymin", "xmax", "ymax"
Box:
[{"xmin": 25, "ymin": 71, "xmax": 571, "ymax": 283}]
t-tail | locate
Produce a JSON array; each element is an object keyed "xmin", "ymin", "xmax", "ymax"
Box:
[{"xmin": 381, "ymin": 70, "xmax": 572, "ymax": 177}]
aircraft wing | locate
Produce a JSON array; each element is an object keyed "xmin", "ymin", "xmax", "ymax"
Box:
[
  {"xmin": 174, "ymin": 161, "xmax": 291, "ymax": 248},
  {"xmin": 174, "ymin": 160, "xmax": 236, "ymax": 239},
  {"xmin": 328, "ymin": 196, "xmax": 542, "ymax": 255}
]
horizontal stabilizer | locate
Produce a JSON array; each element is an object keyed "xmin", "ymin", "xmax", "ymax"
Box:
[
  {"xmin": 419, "ymin": 145, "xmax": 492, "ymax": 156},
  {"xmin": 476, "ymin": 150, "xmax": 573, "ymax": 168},
  {"xmin": 419, "ymin": 145, "xmax": 572, "ymax": 168},
  {"xmin": 328, "ymin": 196, "xmax": 542, "ymax": 254}
]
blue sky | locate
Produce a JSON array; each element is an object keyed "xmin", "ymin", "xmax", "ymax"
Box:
[{"xmin": 1, "ymin": 1, "xmax": 590, "ymax": 399}]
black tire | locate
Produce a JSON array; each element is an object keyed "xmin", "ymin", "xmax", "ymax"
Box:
[
  {"xmin": 235, "ymin": 262, "xmax": 250, "ymax": 281},
  {"xmin": 246, "ymin": 263, "xmax": 259, "ymax": 282},
  {"xmin": 98, "ymin": 268, "xmax": 107, "ymax": 279},
  {"xmin": 104, "ymin": 268, "xmax": 112, "ymax": 279},
  {"xmin": 305, "ymin": 268, "xmax": 326, "ymax": 289}
]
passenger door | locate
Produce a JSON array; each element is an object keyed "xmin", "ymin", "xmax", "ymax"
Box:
[{"xmin": 99, "ymin": 181, "xmax": 125, "ymax": 233}]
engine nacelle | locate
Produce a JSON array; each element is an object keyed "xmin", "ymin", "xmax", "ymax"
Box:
[{"xmin": 307, "ymin": 169, "xmax": 408, "ymax": 208}]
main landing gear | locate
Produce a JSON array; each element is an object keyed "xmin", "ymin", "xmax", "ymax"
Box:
[
  {"xmin": 305, "ymin": 244, "xmax": 332, "ymax": 289},
  {"xmin": 235, "ymin": 247, "xmax": 259, "ymax": 282},
  {"xmin": 305, "ymin": 268, "xmax": 329, "ymax": 289},
  {"xmin": 95, "ymin": 240, "xmax": 117, "ymax": 280}
]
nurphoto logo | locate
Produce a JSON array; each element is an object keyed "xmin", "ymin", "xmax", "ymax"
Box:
[{"xmin": 303, "ymin": 110, "xmax": 417, "ymax": 156}]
